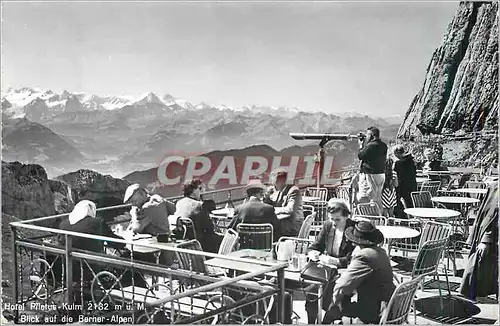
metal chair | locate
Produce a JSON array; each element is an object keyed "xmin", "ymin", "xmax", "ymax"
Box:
[
  {"xmin": 178, "ymin": 217, "xmax": 197, "ymax": 240},
  {"xmin": 236, "ymin": 223, "xmax": 274, "ymax": 251},
  {"xmin": 306, "ymin": 187, "xmax": 329, "ymax": 223},
  {"xmin": 465, "ymin": 181, "xmax": 486, "ymax": 189},
  {"xmin": 355, "ymin": 202, "xmax": 382, "ymax": 216},
  {"xmin": 336, "ymin": 184, "xmax": 352, "ymax": 207},
  {"xmin": 420, "ymin": 181, "xmax": 441, "ymax": 196},
  {"xmin": 306, "ymin": 187, "xmax": 328, "ymax": 201},
  {"xmin": 392, "ymin": 239, "xmax": 451, "ymax": 308},
  {"xmin": 218, "ymin": 229, "xmax": 239, "ymax": 255},
  {"xmin": 352, "ymin": 215, "xmax": 387, "ymax": 226},
  {"xmin": 175, "ymin": 239, "xmax": 207, "ymax": 274},
  {"xmin": 302, "ymin": 204, "xmax": 316, "ymax": 219},
  {"xmin": 387, "ymin": 218, "xmax": 423, "ymax": 256},
  {"xmin": 418, "ymin": 221, "xmax": 452, "ymax": 246},
  {"xmin": 379, "ymin": 275, "xmax": 424, "ymax": 324},
  {"xmin": 410, "ymin": 191, "xmax": 434, "ymax": 208},
  {"xmin": 297, "ymin": 213, "xmax": 316, "ymax": 239}
]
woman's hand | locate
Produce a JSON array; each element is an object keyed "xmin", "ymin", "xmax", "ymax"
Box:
[
  {"xmin": 308, "ymin": 250, "xmax": 321, "ymax": 261},
  {"xmin": 319, "ymin": 254, "xmax": 340, "ymax": 266}
]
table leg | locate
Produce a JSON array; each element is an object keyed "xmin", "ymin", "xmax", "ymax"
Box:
[
  {"xmin": 277, "ymin": 269, "xmax": 285, "ymax": 324},
  {"xmin": 317, "ymin": 284, "xmax": 323, "ymax": 323}
]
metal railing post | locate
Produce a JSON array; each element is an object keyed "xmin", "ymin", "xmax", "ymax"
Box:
[
  {"xmin": 64, "ymin": 235, "xmax": 73, "ymax": 308},
  {"xmin": 10, "ymin": 225, "xmax": 19, "ymax": 323}
]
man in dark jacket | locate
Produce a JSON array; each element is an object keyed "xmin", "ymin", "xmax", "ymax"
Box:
[
  {"xmin": 357, "ymin": 127, "xmax": 388, "ymax": 210},
  {"xmin": 264, "ymin": 169, "xmax": 304, "ymax": 237},
  {"xmin": 323, "ymin": 221, "xmax": 395, "ymax": 324},
  {"xmin": 229, "ymin": 179, "xmax": 281, "ymax": 240}
]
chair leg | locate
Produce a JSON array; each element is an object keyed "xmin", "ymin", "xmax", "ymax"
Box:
[{"xmin": 436, "ymin": 272, "xmax": 444, "ymax": 310}]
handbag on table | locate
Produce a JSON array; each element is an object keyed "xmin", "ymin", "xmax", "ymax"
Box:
[{"xmin": 300, "ymin": 260, "xmax": 337, "ymax": 284}]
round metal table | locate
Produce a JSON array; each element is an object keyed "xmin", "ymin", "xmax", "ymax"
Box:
[
  {"xmin": 404, "ymin": 207, "xmax": 461, "ymax": 219},
  {"xmin": 452, "ymin": 188, "xmax": 488, "ymax": 195},
  {"xmin": 431, "ymin": 196, "xmax": 480, "ymax": 205},
  {"xmin": 377, "ymin": 226, "xmax": 420, "ymax": 239}
]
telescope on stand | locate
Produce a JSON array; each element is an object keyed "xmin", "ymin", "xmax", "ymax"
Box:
[{"xmin": 289, "ymin": 133, "xmax": 363, "ymax": 188}]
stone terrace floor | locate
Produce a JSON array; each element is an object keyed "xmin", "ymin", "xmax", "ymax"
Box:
[{"xmin": 291, "ymin": 251, "xmax": 499, "ymax": 325}]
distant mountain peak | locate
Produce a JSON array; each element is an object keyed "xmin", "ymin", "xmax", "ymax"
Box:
[{"xmin": 136, "ymin": 92, "xmax": 162, "ymax": 105}]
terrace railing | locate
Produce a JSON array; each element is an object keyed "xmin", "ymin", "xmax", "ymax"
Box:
[{"xmin": 9, "ymin": 211, "xmax": 288, "ymax": 324}]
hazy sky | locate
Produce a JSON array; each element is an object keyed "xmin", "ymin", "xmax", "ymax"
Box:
[{"xmin": 2, "ymin": 1, "xmax": 457, "ymax": 115}]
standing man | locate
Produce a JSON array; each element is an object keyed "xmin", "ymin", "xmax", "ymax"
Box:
[
  {"xmin": 357, "ymin": 126, "xmax": 388, "ymax": 211},
  {"xmin": 264, "ymin": 169, "xmax": 303, "ymax": 237}
]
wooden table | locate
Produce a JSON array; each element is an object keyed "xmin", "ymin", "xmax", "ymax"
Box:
[
  {"xmin": 377, "ymin": 226, "xmax": 420, "ymax": 240},
  {"xmin": 431, "ymin": 196, "xmax": 480, "ymax": 205},
  {"xmin": 452, "ymin": 188, "xmax": 488, "ymax": 195},
  {"xmin": 205, "ymin": 249, "xmax": 325, "ymax": 321},
  {"xmin": 404, "ymin": 207, "xmax": 461, "ymax": 220}
]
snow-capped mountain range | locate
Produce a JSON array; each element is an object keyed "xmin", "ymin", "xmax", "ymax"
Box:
[{"xmin": 2, "ymin": 87, "xmax": 307, "ymax": 119}]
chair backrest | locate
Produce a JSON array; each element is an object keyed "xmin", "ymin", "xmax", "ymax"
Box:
[
  {"xmin": 353, "ymin": 215, "xmax": 387, "ymax": 226},
  {"xmin": 355, "ymin": 202, "xmax": 382, "ymax": 216},
  {"xmin": 419, "ymin": 221, "xmax": 451, "ymax": 247},
  {"xmin": 465, "ymin": 181, "xmax": 486, "ymax": 189},
  {"xmin": 175, "ymin": 239, "xmax": 207, "ymax": 274},
  {"xmin": 306, "ymin": 187, "xmax": 328, "ymax": 201},
  {"xmin": 178, "ymin": 217, "xmax": 197, "ymax": 240},
  {"xmin": 276, "ymin": 236, "xmax": 314, "ymax": 255},
  {"xmin": 420, "ymin": 181, "xmax": 441, "ymax": 196},
  {"xmin": 336, "ymin": 185, "xmax": 352, "ymax": 207},
  {"xmin": 411, "ymin": 238, "xmax": 448, "ymax": 278},
  {"xmin": 411, "ymin": 191, "xmax": 433, "ymax": 208},
  {"xmin": 297, "ymin": 213, "xmax": 316, "ymax": 239},
  {"xmin": 380, "ymin": 276, "xmax": 423, "ymax": 324},
  {"xmin": 236, "ymin": 223, "xmax": 273, "ymax": 251},
  {"xmin": 302, "ymin": 204, "xmax": 316, "ymax": 218},
  {"xmin": 218, "ymin": 229, "xmax": 239, "ymax": 255}
]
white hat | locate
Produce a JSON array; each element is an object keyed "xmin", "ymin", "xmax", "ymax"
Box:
[
  {"xmin": 68, "ymin": 200, "xmax": 96, "ymax": 225},
  {"xmin": 124, "ymin": 184, "xmax": 141, "ymax": 203},
  {"xmin": 245, "ymin": 179, "xmax": 267, "ymax": 191}
]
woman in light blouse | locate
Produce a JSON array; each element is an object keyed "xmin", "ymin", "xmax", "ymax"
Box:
[{"xmin": 305, "ymin": 199, "xmax": 356, "ymax": 324}]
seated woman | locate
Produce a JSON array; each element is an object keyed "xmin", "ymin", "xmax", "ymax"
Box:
[
  {"xmin": 304, "ymin": 199, "xmax": 356, "ymax": 324},
  {"xmin": 59, "ymin": 200, "xmax": 146, "ymax": 307},
  {"xmin": 58, "ymin": 200, "xmax": 126, "ymax": 283},
  {"xmin": 175, "ymin": 179, "xmax": 221, "ymax": 253}
]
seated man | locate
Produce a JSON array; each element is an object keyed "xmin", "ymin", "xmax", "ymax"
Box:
[
  {"xmin": 229, "ymin": 179, "xmax": 281, "ymax": 241},
  {"xmin": 124, "ymin": 184, "xmax": 176, "ymax": 236},
  {"xmin": 323, "ymin": 221, "xmax": 395, "ymax": 324},
  {"xmin": 263, "ymin": 169, "xmax": 303, "ymax": 237}
]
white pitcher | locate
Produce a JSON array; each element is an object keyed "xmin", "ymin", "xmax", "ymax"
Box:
[{"xmin": 276, "ymin": 240, "xmax": 294, "ymax": 261}]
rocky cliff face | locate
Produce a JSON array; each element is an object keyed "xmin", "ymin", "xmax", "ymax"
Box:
[
  {"xmin": 398, "ymin": 2, "xmax": 498, "ymax": 138},
  {"xmin": 55, "ymin": 169, "xmax": 130, "ymax": 220},
  {"xmin": 1, "ymin": 162, "xmax": 56, "ymax": 220}
]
